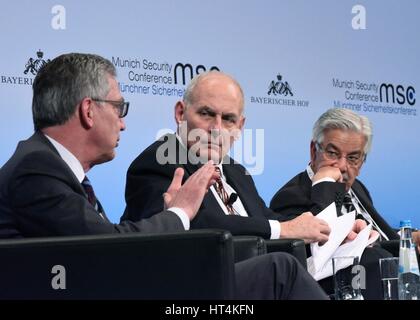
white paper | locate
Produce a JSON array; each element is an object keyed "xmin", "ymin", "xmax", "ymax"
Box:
[{"xmin": 307, "ymin": 202, "xmax": 379, "ymax": 281}]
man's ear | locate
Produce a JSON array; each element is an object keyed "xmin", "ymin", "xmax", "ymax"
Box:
[
  {"xmin": 174, "ymin": 101, "xmax": 186, "ymax": 125},
  {"xmin": 79, "ymin": 97, "xmax": 94, "ymax": 129},
  {"xmin": 310, "ymin": 141, "xmax": 317, "ymax": 164},
  {"xmin": 238, "ymin": 116, "xmax": 246, "ymax": 131}
]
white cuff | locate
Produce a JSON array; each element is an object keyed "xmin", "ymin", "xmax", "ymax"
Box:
[
  {"xmin": 167, "ymin": 207, "xmax": 190, "ymax": 230},
  {"xmin": 312, "ymin": 177, "xmax": 335, "ymax": 187},
  {"xmin": 269, "ymin": 220, "xmax": 281, "ymax": 239}
]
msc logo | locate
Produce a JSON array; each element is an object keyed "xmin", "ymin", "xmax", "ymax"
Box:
[
  {"xmin": 268, "ymin": 73, "xmax": 293, "ymax": 96},
  {"xmin": 23, "ymin": 50, "xmax": 51, "ymax": 76},
  {"xmin": 379, "ymin": 83, "xmax": 416, "ymax": 106},
  {"xmin": 173, "ymin": 63, "xmax": 220, "ymax": 85}
]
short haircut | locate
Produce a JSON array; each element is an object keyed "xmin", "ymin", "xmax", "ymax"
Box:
[
  {"xmin": 32, "ymin": 53, "xmax": 116, "ymax": 130},
  {"xmin": 183, "ymin": 70, "xmax": 244, "ymax": 113},
  {"xmin": 312, "ymin": 108, "xmax": 373, "ymax": 155}
]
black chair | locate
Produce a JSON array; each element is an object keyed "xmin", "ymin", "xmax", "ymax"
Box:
[
  {"xmin": 378, "ymin": 239, "xmax": 420, "ymax": 268},
  {"xmin": 0, "ymin": 229, "xmax": 235, "ymax": 299},
  {"xmin": 232, "ymin": 236, "xmax": 266, "ymax": 263},
  {"xmin": 232, "ymin": 236, "xmax": 308, "ymax": 268},
  {"xmin": 266, "ymin": 239, "xmax": 308, "ymax": 269},
  {"xmin": 378, "ymin": 239, "xmax": 399, "ymax": 257}
]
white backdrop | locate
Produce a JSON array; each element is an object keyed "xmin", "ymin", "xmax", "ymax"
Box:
[{"xmin": 1, "ymin": 0, "xmax": 419, "ymax": 228}]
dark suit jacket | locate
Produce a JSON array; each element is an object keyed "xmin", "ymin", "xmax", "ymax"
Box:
[
  {"xmin": 269, "ymin": 171, "xmax": 399, "ymax": 240},
  {"xmin": 123, "ymin": 133, "xmax": 288, "ymax": 239},
  {"xmin": 0, "ymin": 132, "xmax": 184, "ymax": 238}
]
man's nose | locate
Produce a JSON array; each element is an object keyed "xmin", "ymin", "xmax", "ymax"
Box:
[
  {"xmin": 336, "ymin": 156, "xmax": 348, "ymax": 172},
  {"xmin": 209, "ymin": 115, "xmax": 223, "ymax": 132},
  {"xmin": 120, "ymin": 118, "xmax": 126, "ymax": 131}
]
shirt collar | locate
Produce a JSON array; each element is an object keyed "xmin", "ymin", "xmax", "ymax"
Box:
[
  {"xmin": 44, "ymin": 134, "xmax": 85, "ymax": 183},
  {"xmin": 306, "ymin": 164, "xmax": 315, "ymax": 180}
]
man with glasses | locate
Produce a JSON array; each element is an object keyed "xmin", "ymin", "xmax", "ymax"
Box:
[
  {"xmin": 0, "ymin": 53, "xmax": 329, "ymax": 300},
  {"xmin": 0, "ymin": 52, "xmax": 218, "ymax": 238},
  {"xmin": 123, "ymin": 71, "xmax": 331, "ymax": 244},
  {"xmin": 269, "ymin": 107, "xmax": 401, "ymax": 299}
]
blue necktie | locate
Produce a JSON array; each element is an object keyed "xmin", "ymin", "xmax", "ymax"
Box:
[
  {"xmin": 81, "ymin": 176, "xmax": 105, "ymax": 220},
  {"xmin": 81, "ymin": 176, "xmax": 97, "ymax": 208}
]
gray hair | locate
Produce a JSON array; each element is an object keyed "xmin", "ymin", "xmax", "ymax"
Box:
[
  {"xmin": 32, "ymin": 53, "xmax": 116, "ymax": 130},
  {"xmin": 312, "ymin": 108, "xmax": 373, "ymax": 155},
  {"xmin": 183, "ymin": 70, "xmax": 245, "ymax": 111}
]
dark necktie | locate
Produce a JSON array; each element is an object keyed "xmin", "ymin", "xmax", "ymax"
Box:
[
  {"xmin": 343, "ymin": 193, "xmax": 356, "ymax": 214},
  {"xmin": 81, "ymin": 176, "xmax": 105, "ymax": 219},
  {"xmin": 82, "ymin": 176, "xmax": 97, "ymax": 207},
  {"xmin": 214, "ymin": 167, "xmax": 235, "ymax": 214}
]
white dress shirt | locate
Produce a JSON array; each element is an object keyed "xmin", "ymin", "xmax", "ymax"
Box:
[
  {"xmin": 175, "ymin": 133, "xmax": 281, "ymax": 239},
  {"xmin": 210, "ymin": 165, "xmax": 281, "ymax": 239}
]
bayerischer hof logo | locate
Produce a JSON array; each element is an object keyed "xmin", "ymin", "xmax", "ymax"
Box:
[
  {"xmin": 250, "ymin": 72, "xmax": 309, "ymax": 108},
  {"xmin": 1, "ymin": 49, "xmax": 51, "ymax": 86},
  {"xmin": 268, "ymin": 73, "xmax": 293, "ymax": 96},
  {"xmin": 24, "ymin": 50, "xmax": 51, "ymax": 75}
]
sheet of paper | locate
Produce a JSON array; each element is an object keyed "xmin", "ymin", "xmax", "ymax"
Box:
[
  {"xmin": 307, "ymin": 202, "xmax": 379, "ymax": 281},
  {"xmin": 310, "ymin": 224, "xmax": 374, "ymax": 280},
  {"xmin": 310, "ymin": 202, "xmax": 355, "ymax": 272}
]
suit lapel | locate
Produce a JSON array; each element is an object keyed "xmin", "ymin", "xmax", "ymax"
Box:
[
  {"xmin": 32, "ymin": 132, "xmax": 96, "ymax": 209},
  {"xmin": 352, "ymin": 180, "xmax": 398, "ymax": 240},
  {"xmin": 222, "ymin": 163, "xmax": 256, "ymax": 216}
]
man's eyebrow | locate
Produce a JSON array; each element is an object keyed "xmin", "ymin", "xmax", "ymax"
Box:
[
  {"xmin": 197, "ymin": 105, "xmax": 214, "ymax": 112},
  {"xmin": 222, "ymin": 112, "xmax": 238, "ymax": 119},
  {"xmin": 325, "ymin": 143, "xmax": 339, "ymax": 150},
  {"xmin": 325, "ymin": 143, "xmax": 362, "ymax": 154}
]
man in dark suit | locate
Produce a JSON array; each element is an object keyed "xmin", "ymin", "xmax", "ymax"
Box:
[
  {"xmin": 269, "ymin": 107, "xmax": 415, "ymax": 299},
  {"xmin": 0, "ymin": 53, "xmax": 216, "ymax": 239},
  {"xmin": 123, "ymin": 71, "xmax": 331, "ymax": 243},
  {"xmin": 270, "ymin": 108, "xmax": 400, "ymax": 240},
  {"xmin": 0, "ymin": 53, "xmax": 328, "ymax": 299}
]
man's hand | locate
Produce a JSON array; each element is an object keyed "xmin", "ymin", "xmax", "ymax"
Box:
[
  {"xmin": 280, "ymin": 212, "xmax": 331, "ymax": 244},
  {"xmin": 344, "ymin": 219, "xmax": 367, "ymax": 242},
  {"xmin": 312, "ymin": 166, "xmax": 342, "ymax": 183},
  {"xmin": 342, "ymin": 219, "xmax": 379, "ymax": 244},
  {"xmin": 413, "ymin": 230, "xmax": 420, "ymax": 253},
  {"xmin": 163, "ymin": 161, "xmax": 218, "ymax": 220}
]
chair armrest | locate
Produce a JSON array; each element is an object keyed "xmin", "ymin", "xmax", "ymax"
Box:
[
  {"xmin": 0, "ymin": 229, "xmax": 235, "ymax": 299},
  {"xmin": 232, "ymin": 236, "xmax": 266, "ymax": 263},
  {"xmin": 265, "ymin": 238, "xmax": 308, "ymax": 269},
  {"xmin": 378, "ymin": 239, "xmax": 399, "ymax": 257}
]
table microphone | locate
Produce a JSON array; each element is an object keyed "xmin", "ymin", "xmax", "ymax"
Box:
[{"xmin": 227, "ymin": 193, "xmax": 238, "ymax": 206}]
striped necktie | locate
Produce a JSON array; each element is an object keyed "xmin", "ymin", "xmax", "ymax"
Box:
[
  {"xmin": 343, "ymin": 193, "xmax": 356, "ymax": 214},
  {"xmin": 214, "ymin": 167, "xmax": 235, "ymax": 214}
]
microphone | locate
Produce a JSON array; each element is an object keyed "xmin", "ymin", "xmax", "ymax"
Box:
[{"xmin": 226, "ymin": 193, "xmax": 238, "ymax": 206}]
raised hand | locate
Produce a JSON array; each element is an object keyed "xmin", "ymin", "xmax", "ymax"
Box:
[{"xmin": 163, "ymin": 161, "xmax": 218, "ymax": 220}]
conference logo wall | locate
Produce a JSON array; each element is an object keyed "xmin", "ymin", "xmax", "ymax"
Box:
[
  {"xmin": 250, "ymin": 73, "xmax": 310, "ymax": 108},
  {"xmin": 0, "ymin": 50, "xmax": 50, "ymax": 87},
  {"xmin": 332, "ymin": 77, "xmax": 417, "ymax": 116},
  {"xmin": 112, "ymin": 55, "xmax": 219, "ymax": 98}
]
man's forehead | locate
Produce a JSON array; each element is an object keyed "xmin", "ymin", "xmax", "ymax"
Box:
[{"xmin": 323, "ymin": 129, "xmax": 365, "ymax": 151}]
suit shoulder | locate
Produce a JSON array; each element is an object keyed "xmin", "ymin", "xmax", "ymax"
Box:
[
  {"xmin": 270, "ymin": 171, "xmax": 308, "ymax": 206},
  {"xmin": 278, "ymin": 171, "xmax": 308, "ymax": 192},
  {"xmin": 353, "ymin": 178, "xmax": 372, "ymax": 199}
]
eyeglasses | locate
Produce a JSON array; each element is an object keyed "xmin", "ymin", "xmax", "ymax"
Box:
[
  {"xmin": 315, "ymin": 142, "xmax": 365, "ymax": 166},
  {"xmin": 92, "ymin": 98, "xmax": 129, "ymax": 118}
]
